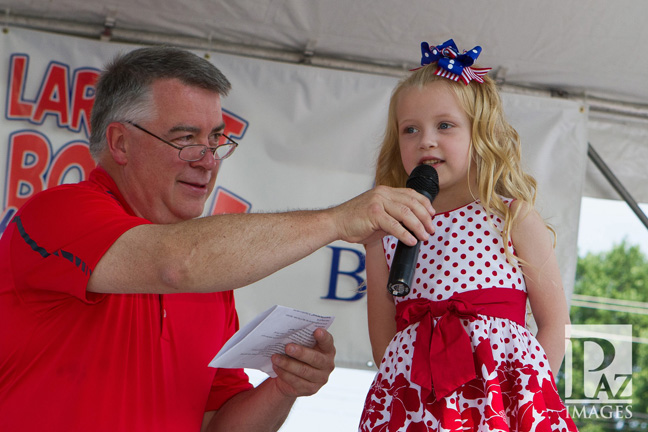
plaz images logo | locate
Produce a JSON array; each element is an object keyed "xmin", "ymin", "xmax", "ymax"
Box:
[{"xmin": 564, "ymin": 324, "xmax": 633, "ymax": 419}]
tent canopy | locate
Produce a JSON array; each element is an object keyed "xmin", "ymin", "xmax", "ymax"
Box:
[{"xmin": 3, "ymin": 0, "xmax": 648, "ymax": 109}]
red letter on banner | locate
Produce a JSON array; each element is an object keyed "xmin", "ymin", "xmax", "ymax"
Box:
[
  {"xmin": 32, "ymin": 63, "xmax": 70, "ymax": 126},
  {"xmin": 5, "ymin": 131, "xmax": 50, "ymax": 210},
  {"xmin": 222, "ymin": 109, "xmax": 248, "ymax": 139},
  {"xmin": 209, "ymin": 110, "xmax": 251, "ymax": 215},
  {"xmin": 47, "ymin": 142, "xmax": 96, "ymax": 188},
  {"xmin": 7, "ymin": 54, "xmax": 33, "ymax": 119},
  {"xmin": 211, "ymin": 187, "xmax": 251, "ymax": 215},
  {"xmin": 70, "ymin": 69, "xmax": 99, "ymax": 135}
]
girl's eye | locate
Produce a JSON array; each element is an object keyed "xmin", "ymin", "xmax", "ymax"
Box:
[
  {"xmin": 404, "ymin": 126, "xmax": 419, "ymax": 134},
  {"xmin": 439, "ymin": 122, "xmax": 452, "ymax": 130}
]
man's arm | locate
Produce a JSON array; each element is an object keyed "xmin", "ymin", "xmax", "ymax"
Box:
[
  {"xmin": 88, "ymin": 186, "xmax": 435, "ymax": 294},
  {"xmin": 201, "ymin": 328, "xmax": 335, "ymax": 432}
]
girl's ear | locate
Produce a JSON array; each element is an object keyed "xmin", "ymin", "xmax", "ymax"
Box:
[{"xmin": 105, "ymin": 122, "xmax": 129, "ymax": 166}]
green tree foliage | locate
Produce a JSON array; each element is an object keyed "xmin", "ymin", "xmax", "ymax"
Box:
[
  {"xmin": 563, "ymin": 241, "xmax": 648, "ymax": 430},
  {"xmin": 575, "ymin": 240, "xmax": 648, "ymax": 307}
]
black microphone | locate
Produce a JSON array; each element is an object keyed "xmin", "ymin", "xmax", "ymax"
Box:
[{"xmin": 387, "ymin": 164, "xmax": 439, "ymax": 296}]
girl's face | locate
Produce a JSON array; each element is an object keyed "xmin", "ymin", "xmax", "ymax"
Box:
[{"xmin": 396, "ymin": 80, "xmax": 476, "ymax": 207}]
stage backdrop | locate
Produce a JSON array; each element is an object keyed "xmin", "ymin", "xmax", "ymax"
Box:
[{"xmin": 0, "ymin": 27, "xmax": 588, "ymax": 370}]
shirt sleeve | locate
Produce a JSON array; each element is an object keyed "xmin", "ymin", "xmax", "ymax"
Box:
[
  {"xmin": 8, "ymin": 184, "xmax": 150, "ymax": 304},
  {"xmin": 204, "ymin": 368, "xmax": 254, "ymax": 412}
]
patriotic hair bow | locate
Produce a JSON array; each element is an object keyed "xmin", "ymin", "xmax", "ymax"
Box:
[{"xmin": 419, "ymin": 39, "xmax": 491, "ymax": 85}]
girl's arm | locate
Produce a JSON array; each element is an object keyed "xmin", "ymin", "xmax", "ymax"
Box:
[
  {"xmin": 365, "ymin": 240, "xmax": 398, "ymax": 366},
  {"xmin": 510, "ymin": 201, "xmax": 571, "ymax": 375}
]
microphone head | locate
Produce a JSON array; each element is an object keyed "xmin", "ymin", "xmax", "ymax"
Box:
[{"xmin": 406, "ymin": 165, "xmax": 439, "ymax": 202}]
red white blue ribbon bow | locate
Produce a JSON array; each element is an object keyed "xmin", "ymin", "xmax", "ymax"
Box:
[{"xmin": 419, "ymin": 39, "xmax": 492, "ymax": 85}]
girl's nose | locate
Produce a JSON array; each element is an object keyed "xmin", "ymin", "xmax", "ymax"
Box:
[{"xmin": 419, "ymin": 132, "xmax": 438, "ymax": 149}]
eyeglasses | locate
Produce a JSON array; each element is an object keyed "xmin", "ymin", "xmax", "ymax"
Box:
[{"xmin": 125, "ymin": 121, "xmax": 239, "ymax": 162}]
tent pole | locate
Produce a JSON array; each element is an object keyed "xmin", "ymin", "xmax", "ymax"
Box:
[{"xmin": 587, "ymin": 143, "xmax": 648, "ymax": 230}]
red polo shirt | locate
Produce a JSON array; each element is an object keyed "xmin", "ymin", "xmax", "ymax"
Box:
[{"xmin": 0, "ymin": 167, "xmax": 252, "ymax": 431}]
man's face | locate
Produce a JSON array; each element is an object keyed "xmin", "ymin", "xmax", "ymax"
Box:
[{"xmin": 120, "ymin": 78, "xmax": 225, "ymax": 224}]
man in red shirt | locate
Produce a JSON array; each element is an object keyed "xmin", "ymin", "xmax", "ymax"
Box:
[{"xmin": 0, "ymin": 46, "xmax": 436, "ymax": 431}]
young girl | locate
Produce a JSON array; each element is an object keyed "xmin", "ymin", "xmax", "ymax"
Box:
[{"xmin": 359, "ymin": 40, "xmax": 578, "ymax": 432}]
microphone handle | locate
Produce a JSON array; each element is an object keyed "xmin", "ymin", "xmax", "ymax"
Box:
[{"xmin": 387, "ymin": 239, "xmax": 421, "ymax": 296}]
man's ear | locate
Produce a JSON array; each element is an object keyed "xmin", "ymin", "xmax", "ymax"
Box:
[{"xmin": 105, "ymin": 122, "xmax": 129, "ymax": 165}]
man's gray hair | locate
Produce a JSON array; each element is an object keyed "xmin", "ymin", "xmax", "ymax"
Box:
[{"xmin": 89, "ymin": 46, "xmax": 231, "ymax": 159}]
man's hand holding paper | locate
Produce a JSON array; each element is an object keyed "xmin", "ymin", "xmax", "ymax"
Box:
[
  {"xmin": 209, "ymin": 305, "xmax": 335, "ymax": 398},
  {"xmin": 271, "ymin": 327, "xmax": 336, "ymax": 398}
]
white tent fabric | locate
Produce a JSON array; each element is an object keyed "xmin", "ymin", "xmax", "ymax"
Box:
[
  {"xmin": 1, "ymin": 0, "xmax": 647, "ymax": 104},
  {"xmin": 0, "ymin": 27, "xmax": 587, "ymax": 369}
]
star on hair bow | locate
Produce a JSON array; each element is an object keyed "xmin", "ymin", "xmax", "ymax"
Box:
[{"xmin": 419, "ymin": 39, "xmax": 492, "ymax": 85}]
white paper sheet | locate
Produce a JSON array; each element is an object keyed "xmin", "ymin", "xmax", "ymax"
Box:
[{"xmin": 209, "ymin": 305, "xmax": 335, "ymax": 377}]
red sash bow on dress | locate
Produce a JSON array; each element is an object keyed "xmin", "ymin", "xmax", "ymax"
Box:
[{"xmin": 395, "ymin": 288, "xmax": 527, "ymax": 401}]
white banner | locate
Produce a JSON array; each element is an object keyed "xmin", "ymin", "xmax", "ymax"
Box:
[{"xmin": 0, "ymin": 27, "xmax": 588, "ymax": 370}]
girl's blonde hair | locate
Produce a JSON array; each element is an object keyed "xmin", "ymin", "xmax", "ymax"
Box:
[{"xmin": 375, "ymin": 64, "xmax": 551, "ymax": 262}]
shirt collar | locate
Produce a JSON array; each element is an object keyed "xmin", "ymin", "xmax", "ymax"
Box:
[{"xmin": 88, "ymin": 166, "xmax": 139, "ymax": 217}]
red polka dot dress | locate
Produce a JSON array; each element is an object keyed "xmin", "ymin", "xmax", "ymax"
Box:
[{"xmin": 359, "ymin": 199, "xmax": 577, "ymax": 432}]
